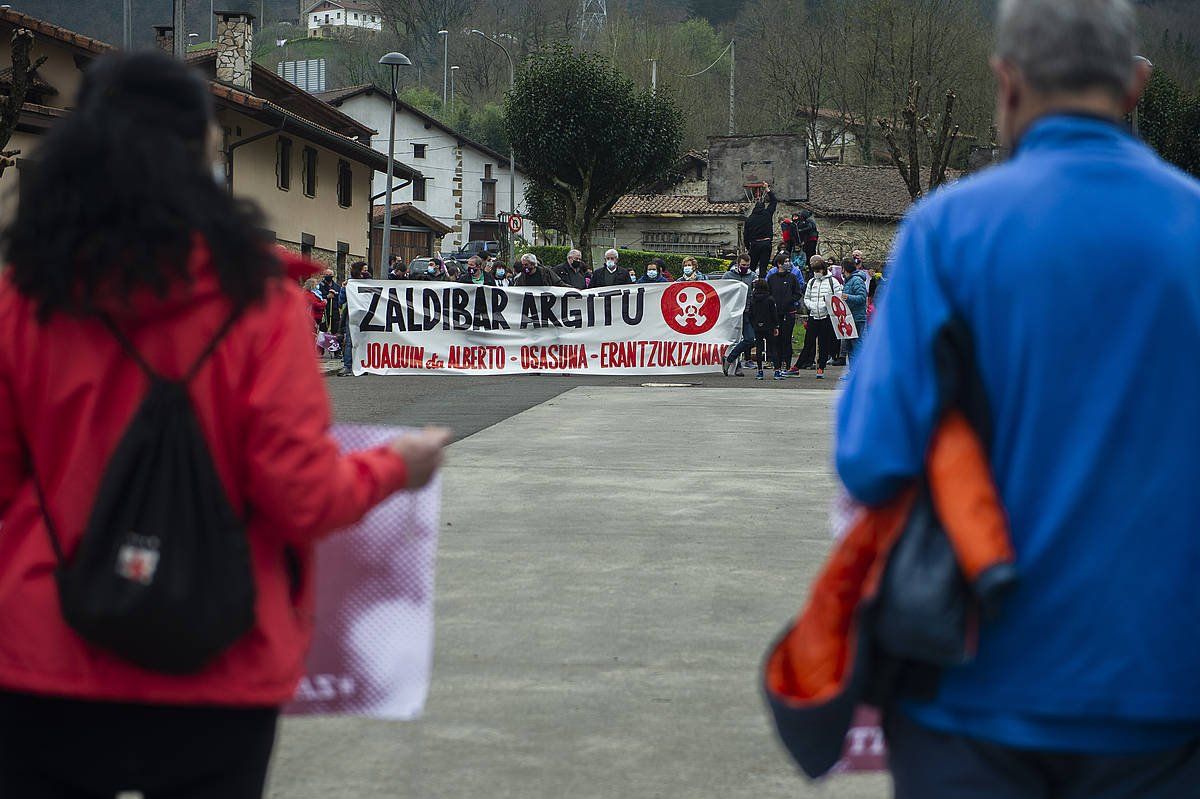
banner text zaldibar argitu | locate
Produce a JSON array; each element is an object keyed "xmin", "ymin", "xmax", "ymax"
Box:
[{"xmin": 356, "ymin": 284, "xmax": 647, "ymax": 332}]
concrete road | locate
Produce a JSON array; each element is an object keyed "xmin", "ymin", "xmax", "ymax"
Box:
[{"xmin": 267, "ymin": 378, "xmax": 887, "ymax": 799}]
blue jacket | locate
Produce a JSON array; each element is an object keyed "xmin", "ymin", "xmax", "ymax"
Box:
[
  {"xmin": 837, "ymin": 115, "xmax": 1200, "ymax": 754},
  {"xmin": 841, "ymin": 270, "xmax": 868, "ymax": 325},
  {"xmin": 637, "ymin": 274, "xmax": 669, "ymax": 284}
]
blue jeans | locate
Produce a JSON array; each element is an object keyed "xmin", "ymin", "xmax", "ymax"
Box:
[
  {"xmin": 726, "ymin": 319, "xmax": 756, "ymax": 363},
  {"xmin": 342, "ymin": 324, "xmax": 353, "ymax": 371}
]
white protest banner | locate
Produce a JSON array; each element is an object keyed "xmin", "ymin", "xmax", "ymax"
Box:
[
  {"xmin": 828, "ymin": 294, "xmax": 860, "ymax": 341},
  {"xmin": 346, "ymin": 280, "xmax": 747, "ymax": 376},
  {"xmin": 284, "ymin": 424, "xmax": 441, "ymax": 720}
]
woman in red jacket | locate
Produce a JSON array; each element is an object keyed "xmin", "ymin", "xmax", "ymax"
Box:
[{"xmin": 0, "ymin": 52, "xmax": 449, "ymax": 798}]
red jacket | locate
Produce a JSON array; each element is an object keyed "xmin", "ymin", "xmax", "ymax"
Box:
[
  {"xmin": 308, "ymin": 289, "xmax": 327, "ymax": 324},
  {"xmin": 0, "ymin": 245, "xmax": 409, "ymax": 707}
]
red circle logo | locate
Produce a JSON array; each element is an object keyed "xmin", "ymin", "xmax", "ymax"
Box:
[{"xmin": 661, "ymin": 281, "xmax": 720, "ymax": 335}]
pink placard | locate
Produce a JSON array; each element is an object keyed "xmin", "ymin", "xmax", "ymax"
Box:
[{"xmin": 284, "ymin": 424, "xmax": 441, "ymax": 719}]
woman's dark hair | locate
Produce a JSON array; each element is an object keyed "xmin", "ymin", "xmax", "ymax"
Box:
[
  {"xmin": 752, "ymin": 279, "xmax": 769, "ymax": 294},
  {"xmin": 773, "ymin": 253, "xmax": 788, "ymax": 267},
  {"xmin": 2, "ymin": 51, "xmax": 279, "ymax": 318}
]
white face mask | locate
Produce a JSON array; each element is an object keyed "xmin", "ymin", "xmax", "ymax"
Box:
[
  {"xmin": 646, "ymin": 269, "xmax": 658, "ymax": 279},
  {"xmin": 683, "ymin": 266, "xmax": 694, "ymax": 276},
  {"xmin": 605, "ymin": 260, "xmax": 617, "ymax": 270}
]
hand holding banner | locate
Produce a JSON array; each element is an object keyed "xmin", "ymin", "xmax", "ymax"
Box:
[{"xmin": 829, "ymin": 294, "xmax": 860, "ymax": 341}]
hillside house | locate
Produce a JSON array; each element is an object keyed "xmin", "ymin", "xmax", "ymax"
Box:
[{"xmin": 305, "ymin": 1, "xmax": 383, "ymax": 38}]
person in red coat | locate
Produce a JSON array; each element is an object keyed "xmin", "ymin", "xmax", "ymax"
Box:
[
  {"xmin": 0, "ymin": 52, "xmax": 450, "ymax": 798},
  {"xmin": 304, "ymin": 276, "xmax": 328, "ymax": 330}
]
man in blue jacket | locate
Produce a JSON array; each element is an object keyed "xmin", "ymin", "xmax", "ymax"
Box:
[{"xmin": 836, "ymin": 0, "xmax": 1200, "ymax": 795}]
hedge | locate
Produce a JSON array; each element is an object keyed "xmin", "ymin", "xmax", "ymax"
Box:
[{"xmin": 515, "ymin": 246, "xmax": 731, "ymax": 277}]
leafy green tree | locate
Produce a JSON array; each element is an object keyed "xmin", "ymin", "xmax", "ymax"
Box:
[
  {"xmin": 505, "ymin": 45, "xmax": 682, "ymax": 264},
  {"xmin": 1137, "ymin": 67, "xmax": 1200, "ymax": 178}
]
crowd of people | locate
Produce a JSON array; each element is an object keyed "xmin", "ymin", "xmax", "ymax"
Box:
[
  {"xmin": 719, "ymin": 248, "xmax": 878, "ymax": 381},
  {"xmin": 316, "ymin": 241, "xmax": 882, "ymax": 381}
]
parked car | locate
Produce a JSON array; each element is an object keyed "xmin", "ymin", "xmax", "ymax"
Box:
[
  {"xmin": 408, "ymin": 257, "xmax": 433, "ymax": 275},
  {"xmin": 451, "ymin": 240, "xmax": 501, "ymax": 263}
]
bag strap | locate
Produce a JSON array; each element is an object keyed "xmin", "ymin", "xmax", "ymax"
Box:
[
  {"xmin": 97, "ymin": 309, "xmax": 242, "ymax": 383},
  {"xmin": 28, "ymin": 462, "xmax": 65, "ymax": 567}
]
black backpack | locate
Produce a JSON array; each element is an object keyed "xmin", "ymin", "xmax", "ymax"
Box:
[{"xmin": 29, "ymin": 312, "xmax": 256, "ymax": 674}]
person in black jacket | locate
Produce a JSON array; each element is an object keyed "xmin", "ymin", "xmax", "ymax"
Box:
[
  {"xmin": 747, "ymin": 280, "xmax": 781, "ymax": 380},
  {"xmin": 553, "ymin": 248, "xmax": 588, "ymax": 290},
  {"xmin": 743, "ymin": 183, "xmax": 778, "ymax": 278},
  {"xmin": 766, "ymin": 254, "xmax": 804, "ymax": 376},
  {"xmin": 513, "ymin": 253, "xmax": 566, "ymax": 287},
  {"xmin": 588, "ymin": 248, "xmax": 632, "ymax": 290},
  {"xmin": 794, "ymin": 210, "xmax": 819, "ymax": 262}
]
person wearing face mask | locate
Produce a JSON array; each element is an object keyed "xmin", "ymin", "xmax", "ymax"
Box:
[
  {"xmin": 721, "ymin": 254, "xmax": 757, "ymax": 377},
  {"xmin": 767, "ymin": 253, "xmax": 804, "ymax": 377},
  {"xmin": 589, "ymin": 249, "xmax": 632, "ymax": 290},
  {"xmin": 637, "ymin": 258, "xmax": 670, "ymax": 283},
  {"xmin": 839, "ymin": 257, "xmax": 869, "ymax": 375},
  {"xmin": 513, "ymin": 253, "xmax": 567, "ymax": 287},
  {"xmin": 553, "ymin": 249, "xmax": 588, "ymax": 290},
  {"xmin": 492, "ymin": 263, "xmax": 512, "ymax": 287},
  {"xmin": 459, "ymin": 255, "xmax": 496, "ymax": 286},
  {"xmin": 802, "ymin": 256, "xmax": 839, "ymax": 378},
  {"xmin": 676, "ymin": 256, "xmax": 708, "ymax": 281}
]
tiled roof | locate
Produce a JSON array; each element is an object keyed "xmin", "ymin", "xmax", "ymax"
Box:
[
  {"xmin": 610, "ymin": 194, "xmax": 747, "ymax": 217},
  {"xmin": 372, "ymin": 203, "xmax": 453, "ymax": 235},
  {"xmin": 0, "ymin": 8, "xmax": 113, "ymax": 55},
  {"xmin": 801, "ymin": 163, "xmax": 958, "ymax": 222}
]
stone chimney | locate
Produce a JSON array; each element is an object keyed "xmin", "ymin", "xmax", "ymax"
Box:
[
  {"xmin": 215, "ymin": 11, "xmax": 254, "ymax": 91},
  {"xmin": 153, "ymin": 25, "xmax": 175, "ymax": 54}
]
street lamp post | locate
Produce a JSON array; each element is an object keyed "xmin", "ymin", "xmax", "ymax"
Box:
[
  {"xmin": 438, "ymin": 30, "xmax": 449, "ymax": 108},
  {"xmin": 470, "ymin": 30, "xmax": 517, "ymax": 266},
  {"xmin": 379, "ymin": 51, "xmax": 412, "ymax": 276},
  {"xmin": 450, "ymin": 65, "xmax": 460, "ymax": 110}
]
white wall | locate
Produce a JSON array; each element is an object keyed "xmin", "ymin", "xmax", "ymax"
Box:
[
  {"xmin": 307, "ymin": 4, "xmax": 383, "ymax": 34},
  {"xmin": 336, "ymin": 92, "xmax": 531, "ymax": 249}
]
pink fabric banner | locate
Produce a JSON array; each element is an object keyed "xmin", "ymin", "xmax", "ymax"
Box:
[{"xmin": 284, "ymin": 424, "xmax": 441, "ymax": 720}]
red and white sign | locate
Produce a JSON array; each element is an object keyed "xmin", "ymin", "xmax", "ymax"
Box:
[
  {"xmin": 829, "ymin": 294, "xmax": 860, "ymax": 341},
  {"xmin": 284, "ymin": 424, "xmax": 441, "ymax": 720},
  {"xmin": 507, "ymin": 214, "xmax": 523, "ymax": 234},
  {"xmin": 346, "ymin": 280, "xmax": 747, "ymax": 376}
]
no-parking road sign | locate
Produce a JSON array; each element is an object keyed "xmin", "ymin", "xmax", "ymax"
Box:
[{"xmin": 507, "ymin": 214, "xmax": 523, "ymax": 235}]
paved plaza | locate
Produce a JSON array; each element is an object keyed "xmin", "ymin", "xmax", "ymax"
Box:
[{"xmin": 268, "ymin": 376, "xmax": 886, "ymax": 798}]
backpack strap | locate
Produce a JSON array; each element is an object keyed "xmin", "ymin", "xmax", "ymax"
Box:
[
  {"xmin": 28, "ymin": 463, "xmax": 66, "ymax": 567},
  {"xmin": 96, "ymin": 309, "xmax": 242, "ymax": 384}
]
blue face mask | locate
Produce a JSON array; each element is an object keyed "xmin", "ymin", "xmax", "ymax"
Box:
[
  {"xmin": 496, "ymin": 268, "xmax": 506, "ymax": 279},
  {"xmin": 427, "ymin": 266, "xmax": 437, "ymax": 275},
  {"xmin": 646, "ymin": 269, "xmax": 658, "ymax": 279}
]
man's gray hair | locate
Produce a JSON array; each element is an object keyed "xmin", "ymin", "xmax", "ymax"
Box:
[
  {"xmin": 521, "ymin": 253, "xmax": 537, "ymax": 265},
  {"xmin": 604, "ymin": 248, "xmax": 619, "ymax": 259},
  {"xmin": 995, "ymin": 0, "xmax": 1136, "ymax": 96}
]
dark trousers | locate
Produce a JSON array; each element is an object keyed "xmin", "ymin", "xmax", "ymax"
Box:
[
  {"xmin": 887, "ymin": 710, "xmax": 1200, "ymax": 799},
  {"xmin": 774, "ymin": 314, "xmax": 795, "ymax": 368},
  {"xmin": 804, "ymin": 316, "xmax": 836, "ymax": 368},
  {"xmin": 726, "ymin": 318, "xmax": 756, "ymax": 364},
  {"xmin": 795, "ymin": 318, "xmax": 816, "ymax": 368},
  {"xmin": 752, "ymin": 333, "xmax": 769, "ymax": 369},
  {"xmin": 0, "ymin": 691, "xmax": 278, "ymax": 799},
  {"xmin": 749, "ymin": 239, "xmax": 773, "ymax": 278},
  {"xmin": 802, "ymin": 239, "xmax": 817, "ymax": 262}
]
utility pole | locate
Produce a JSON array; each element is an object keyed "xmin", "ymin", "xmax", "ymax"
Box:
[
  {"xmin": 173, "ymin": 0, "xmax": 186, "ymax": 59},
  {"xmin": 728, "ymin": 39, "xmax": 736, "ymax": 135},
  {"xmin": 123, "ymin": 0, "xmax": 132, "ymax": 49},
  {"xmin": 649, "ymin": 58, "xmax": 657, "ymax": 96}
]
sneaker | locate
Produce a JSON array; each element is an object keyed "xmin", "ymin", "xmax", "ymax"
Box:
[
  {"xmin": 734, "ymin": 366, "xmax": 745, "ymax": 377},
  {"xmin": 756, "ymin": 370, "xmax": 765, "ymax": 380},
  {"xmin": 816, "ymin": 368, "xmax": 825, "ymax": 379},
  {"xmin": 774, "ymin": 370, "xmax": 785, "ymax": 380},
  {"xmin": 336, "ymin": 368, "xmax": 352, "ymax": 377},
  {"xmin": 722, "ymin": 360, "xmax": 731, "ymax": 377},
  {"xmin": 831, "ymin": 357, "xmax": 847, "ymax": 366},
  {"xmin": 785, "ymin": 367, "xmax": 800, "ymax": 376}
]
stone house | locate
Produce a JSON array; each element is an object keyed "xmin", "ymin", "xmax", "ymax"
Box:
[
  {"xmin": 0, "ymin": 8, "xmax": 424, "ymax": 276},
  {"xmin": 604, "ymin": 152, "xmax": 930, "ymax": 263}
]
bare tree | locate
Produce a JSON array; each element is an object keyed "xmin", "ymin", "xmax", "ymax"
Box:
[
  {"xmin": 0, "ymin": 28, "xmax": 47, "ymax": 179},
  {"xmin": 879, "ymin": 80, "xmax": 959, "ymax": 199}
]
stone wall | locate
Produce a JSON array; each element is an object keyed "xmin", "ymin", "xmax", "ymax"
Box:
[{"xmin": 216, "ymin": 13, "xmax": 253, "ymax": 90}]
